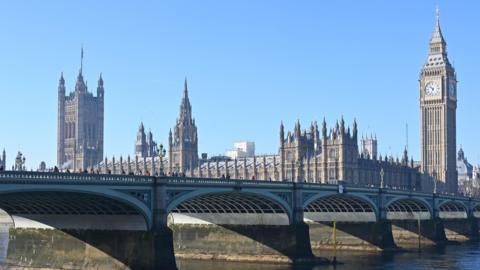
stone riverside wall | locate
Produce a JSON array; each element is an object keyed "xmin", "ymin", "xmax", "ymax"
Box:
[
  {"xmin": 5, "ymin": 228, "xmax": 176, "ymax": 270},
  {"xmin": 3, "ymin": 221, "xmax": 480, "ymax": 269},
  {"xmin": 443, "ymin": 219, "xmax": 479, "ymax": 242},
  {"xmin": 6, "ymin": 228, "xmax": 127, "ymax": 269},
  {"xmin": 308, "ymin": 222, "xmax": 395, "ymax": 251},
  {"xmin": 171, "ymin": 224, "xmax": 315, "ymax": 263},
  {"xmin": 390, "ymin": 220, "xmax": 447, "ymax": 247}
]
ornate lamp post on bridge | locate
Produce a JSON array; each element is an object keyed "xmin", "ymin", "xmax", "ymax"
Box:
[
  {"xmin": 157, "ymin": 144, "xmax": 167, "ymax": 176},
  {"xmin": 380, "ymin": 168, "xmax": 385, "ymax": 189}
]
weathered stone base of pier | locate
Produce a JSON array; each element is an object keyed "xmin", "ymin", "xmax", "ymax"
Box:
[
  {"xmin": 7, "ymin": 228, "xmax": 128, "ymax": 269},
  {"xmin": 391, "ymin": 219, "xmax": 447, "ymax": 247},
  {"xmin": 7, "ymin": 228, "xmax": 178, "ymax": 270},
  {"xmin": 66, "ymin": 228, "xmax": 177, "ymax": 270},
  {"xmin": 171, "ymin": 224, "xmax": 320, "ymax": 264},
  {"xmin": 308, "ymin": 221, "xmax": 396, "ymax": 251},
  {"xmin": 443, "ymin": 218, "xmax": 479, "ymax": 241}
]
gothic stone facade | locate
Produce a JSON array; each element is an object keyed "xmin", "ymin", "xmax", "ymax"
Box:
[
  {"xmin": 98, "ymin": 118, "xmax": 424, "ymax": 191},
  {"xmin": 57, "ymin": 51, "xmax": 104, "ymax": 170},
  {"xmin": 135, "ymin": 122, "xmax": 158, "ymax": 158},
  {"xmin": 168, "ymin": 79, "xmax": 199, "ymax": 174},
  {"xmin": 193, "ymin": 120, "xmax": 423, "ymax": 191},
  {"xmin": 419, "ymin": 11, "xmax": 458, "ymax": 193},
  {"xmin": 96, "ymin": 11, "xmax": 456, "ymax": 193}
]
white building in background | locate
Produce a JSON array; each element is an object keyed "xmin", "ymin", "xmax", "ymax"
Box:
[{"xmin": 226, "ymin": 141, "xmax": 255, "ymax": 159}]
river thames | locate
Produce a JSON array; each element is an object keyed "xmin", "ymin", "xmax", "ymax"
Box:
[
  {"xmin": 177, "ymin": 244, "xmax": 480, "ymax": 270},
  {"xmin": 0, "ymin": 225, "xmax": 478, "ymax": 270}
]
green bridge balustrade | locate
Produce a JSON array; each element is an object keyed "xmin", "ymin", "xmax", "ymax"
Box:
[{"xmin": 0, "ymin": 171, "xmax": 479, "ymax": 269}]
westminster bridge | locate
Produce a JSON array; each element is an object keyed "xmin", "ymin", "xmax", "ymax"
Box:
[{"xmin": 0, "ymin": 171, "xmax": 479, "ymax": 269}]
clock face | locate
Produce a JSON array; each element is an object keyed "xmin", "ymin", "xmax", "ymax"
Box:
[
  {"xmin": 425, "ymin": 82, "xmax": 440, "ymax": 96},
  {"xmin": 449, "ymin": 81, "xmax": 455, "ymax": 97}
]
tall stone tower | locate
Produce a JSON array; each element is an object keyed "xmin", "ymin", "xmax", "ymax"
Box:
[
  {"xmin": 135, "ymin": 122, "xmax": 147, "ymax": 157},
  {"xmin": 168, "ymin": 79, "xmax": 199, "ymax": 174},
  {"xmin": 135, "ymin": 122, "xmax": 158, "ymax": 158},
  {"xmin": 57, "ymin": 49, "xmax": 104, "ymax": 170},
  {"xmin": 420, "ymin": 9, "xmax": 457, "ymax": 193}
]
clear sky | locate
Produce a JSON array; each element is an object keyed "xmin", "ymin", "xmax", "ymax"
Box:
[{"xmin": 0, "ymin": 1, "xmax": 479, "ymax": 169}]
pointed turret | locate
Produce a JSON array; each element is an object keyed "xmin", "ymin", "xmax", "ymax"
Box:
[
  {"xmin": 75, "ymin": 47, "xmax": 87, "ymax": 92},
  {"xmin": 428, "ymin": 7, "xmax": 448, "ymax": 58},
  {"xmin": 147, "ymin": 129, "xmax": 153, "ymax": 140},
  {"xmin": 183, "ymin": 77, "xmax": 188, "ymax": 98},
  {"xmin": 430, "ymin": 7, "xmax": 445, "ymax": 46},
  {"xmin": 178, "ymin": 77, "xmax": 192, "ymax": 125},
  {"xmin": 402, "ymin": 147, "xmax": 409, "ymax": 165},
  {"xmin": 59, "ymin": 72, "xmax": 65, "ymax": 86},
  {"xmin": 458, "ymin": 147, "xmax": 465, "ymax": 160},
  {"xmin": 80, "ymin": 46, "xmax": 84, "ymax": 75},
  {"xmin": 58, "ymin": 72, "xmax": 66, "ymax": 95},
  {"xmin": 322, "ymin": 118, "xmax": 327, "ymax": 138},
  {"xmin": 352, "ymin": 118, "xmax": 358, "ymax": 140},
  {"xmin": 98, "ymin": 73, "xmax": 104, "ymax": 86},
  {"xmin": 280, "ymin": 121, "xmax": 285, "ymax": 144},
  {"xmin": 340, "ymin": 116, "xmax": 345, "ymax": 134},
  {"xmin": 294, "ymin": 120, "xmax": 301, "ymax": 138},
  {"xmin": 169, "ymin": 78, "xmax": 199, "ymax": 173},
  {"xmin": 97, "ymin": 73, "xmax": 104, "ymax": 98}
]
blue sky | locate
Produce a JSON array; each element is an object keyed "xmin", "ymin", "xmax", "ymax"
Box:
[{"xmin": 0, "ymin": 1, "xmax": 479, "ymax": 169}]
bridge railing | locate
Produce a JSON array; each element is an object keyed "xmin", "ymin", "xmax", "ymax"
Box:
[
  {"xmin": 0, "ymin": 171, "xmax": 154, "ymax": 184},
  {"xmin": 0, "ymin": 171, "xmax": 476, "ymax": 203},
  {"xmin": 161, "ymin": 176, "xmax": 293, "ymax": 188}
]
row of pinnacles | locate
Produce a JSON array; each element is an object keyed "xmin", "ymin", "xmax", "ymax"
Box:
[
  {"xmin": 92, "ymin": 72, "xmax": 426, "ymax": 190},
  {"xmin": 51, "ymin": 49, "xmax": 431, "ymax": 191},
  {"xmin": 97, "ymin": 111, "xmax": 425, "ymax": 190},
  {"xmin": 135, "ymin": 122, "xmax": 158, "ymax": 158}
]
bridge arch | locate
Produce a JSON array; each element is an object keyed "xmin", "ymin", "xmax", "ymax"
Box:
[
  {"xmin": 438, "ymin": 200, "xmax": 468, "ymax": 219},
  {"xmin": 386, "ymin": 198, "xmax": 432, "ymax": 220},
  {"xmin": 303, "ymin": 194, "xmax": 378, "ymax": 222},
  {"xmin": 0, "ymin": 187, "xmax": 152, "ymax": 230},
  {"xmin": 166, "ymin": 189, "xmax": 292, "ymax": 225},
  {"xmin": 472, "ymin": 203, "xmax": 480, "ymax": 219}
]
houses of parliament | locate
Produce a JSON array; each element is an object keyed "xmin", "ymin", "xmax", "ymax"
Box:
[{"xmin": 56, "ymin": 11, "xmax": 458, "ymax": 194}]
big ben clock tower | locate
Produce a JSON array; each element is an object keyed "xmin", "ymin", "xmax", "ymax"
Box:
[{"xmin": 420, "ymin": 8, "xmax": 457, "ymax": 193}]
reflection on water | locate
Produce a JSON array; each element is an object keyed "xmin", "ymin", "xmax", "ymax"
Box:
[
  {"xmin": 0, "ymin": 224, "xmax": 9, "ymax": 263},
  {"xmin": 0, "ymin": 225, "xmax": 479, "ymax": 269},
  {"xmin": 178, "ymin": 243, "xmax": 480, "ymax": 270}
]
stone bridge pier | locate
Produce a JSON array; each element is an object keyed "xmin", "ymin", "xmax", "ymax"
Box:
[
  {"xmin": 162, "ymin": 182, "xmax": 316, "ymax": 266},
  {"xmin": 303, "ymin": 191, "xmax": 396, "ymax": 251},
  {"xmin": 156, "ymin": 182, "xmax": 480, "ymax": 268}
]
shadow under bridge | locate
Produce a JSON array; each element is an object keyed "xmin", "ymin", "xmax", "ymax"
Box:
[
  {"xmin": 303, "ymin": 194, "xmax": 378, "ymax": 222},
  {"xmin": 0, "ymin": 191, "xmax": 151, "ymax": 230},
  {"xmin": 167, "ymin": 191, "xmax": 291, "ymax": 225}
]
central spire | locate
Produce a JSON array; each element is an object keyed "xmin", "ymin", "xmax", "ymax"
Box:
[
  {"xmin": 183, "ymin": 77, "xmax": 188, "ymax": 98},
  {"xmin": 178, "ymin": 78, "xmax": 192, "ymax": 125},
  {"xmin": 429, "ymin": 6, "xmax": 446, "ymax": 56},
  {"xmin": 431, "ymin": 7, "xmax": 444, "ymax": 43},
  {"xmin": 80, "ymin": 46, "xmax": 84, "ymax": 75},
  {"xmin": 75, "ymin": 47, "xmax": 86, "ymax": 92}
]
